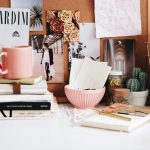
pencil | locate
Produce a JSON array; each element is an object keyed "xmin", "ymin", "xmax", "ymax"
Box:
[
  {"xmin": 100, "ymin": 112, "xmax": 132, "ymax": 122},
  {"xmin": 93, "ymin": 108, "xmax": 132, "ymax": 122}
]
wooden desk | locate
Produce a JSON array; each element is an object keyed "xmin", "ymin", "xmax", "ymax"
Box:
[{"xmin": 0, "ymin": 104, "xmax": 149, "ymax": 150}]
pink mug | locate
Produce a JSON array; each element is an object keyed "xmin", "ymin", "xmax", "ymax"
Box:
[{"xmin": 0, "ymin": 46, "xmax": 33, "ymax": 79}]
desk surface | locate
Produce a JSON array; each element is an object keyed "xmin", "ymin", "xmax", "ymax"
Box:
[{"xmin": 0, "ymin": 104, "xmax": 150, "ymax": 150}]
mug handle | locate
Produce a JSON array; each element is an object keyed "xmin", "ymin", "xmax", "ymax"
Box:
[{"xmin": 0, "ymin": 52, "xmax": 8, "ymax": 75}]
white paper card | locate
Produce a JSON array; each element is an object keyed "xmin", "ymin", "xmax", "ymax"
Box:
[
  {"xmin": 71, "ymin": 57, "xmax": 111, "ymax": 89},
  {"xmin": 0, "ymin": 8, "xmax": 30, "ymax": 47},
  {"xmin": 69, "ymin": 58, "xmax": 83, "ymax": 87},
  {"xmin": 95, "ymin": 0, "xmax": 141, "ymax": 38}
]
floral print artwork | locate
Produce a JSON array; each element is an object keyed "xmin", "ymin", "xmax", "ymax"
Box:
[{"xmin": 46, "ymin": 10, "xmax": 80, "ymax": 42}]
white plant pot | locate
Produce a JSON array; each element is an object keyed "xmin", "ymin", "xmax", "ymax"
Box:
[{"xmin": 130, "ymin": 90, "xmax": 149, "ymax": 106}]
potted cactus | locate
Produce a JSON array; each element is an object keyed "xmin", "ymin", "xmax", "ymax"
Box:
[{"xmin": 126, "ymin": 67, "xmax": 149, "ymax": 106}]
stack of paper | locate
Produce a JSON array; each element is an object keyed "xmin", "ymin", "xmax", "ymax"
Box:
[{"xmin": 69, "ymin": 57, "xmax": 111, "ymax": 89}]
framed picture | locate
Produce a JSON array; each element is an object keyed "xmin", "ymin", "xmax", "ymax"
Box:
[
  {"xmin": 104, "ymin": 39, "xmax": 135, "ymax": 79},
  {"xmin": 31, "ymin": 35, "xmax": 64, "ymax": 83}
]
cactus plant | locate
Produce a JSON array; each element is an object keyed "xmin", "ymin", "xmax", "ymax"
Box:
[
  {"xmin": 133, "ymin": 67, "xmax": 141, "ymax": 79},
  {"xmin": 126, "ymin": 78, "xmax": 140, "ymax": 91},
  {"xmin": 126, "ymin": 67, "xmax": 148, "ymax": 106},
  {"xmin": 139, "ymin": 71, "xmax": 148, "ymax": 91},
  {"xmin": 126, "ymin": 67, "xmax": 148, "ymax": 92}
]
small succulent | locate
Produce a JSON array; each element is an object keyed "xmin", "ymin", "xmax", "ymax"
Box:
[
  {"xmin": 139, "ymin": 71, "xmax": 148, "ymax": 91},
  {"xmin": 126, "ymin": 67, "xmax": 148, "ymax": 92},
  {"xmin": 126, "ymin": 78, "xmax": 140, "ymax": 91},
  {"xmin": 133, "ymin": 67, "xmax": 141, "ymax": 79}
]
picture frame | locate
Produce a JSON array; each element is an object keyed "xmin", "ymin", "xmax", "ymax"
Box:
[
  {"xmin": 31, "ymin": 34, "xmax": 65, "ymax": 83},
  {"xmin": 104, "ymin": 38, "xmax": 136, "ymax": 80}
]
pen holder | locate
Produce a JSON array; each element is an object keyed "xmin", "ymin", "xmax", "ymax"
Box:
[{"xmin": 64, "ymin": 85, "xmax": 105, "ymax": 109}]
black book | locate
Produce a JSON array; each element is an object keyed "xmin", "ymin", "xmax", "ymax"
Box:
[{"xmin": 0, "ymin": 102, "xmax": 51, "ymax": 110}]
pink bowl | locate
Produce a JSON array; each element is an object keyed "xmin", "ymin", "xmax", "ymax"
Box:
[{"xmin": 64, "ymin": 85, "xmax": 105, "ymax": 109}]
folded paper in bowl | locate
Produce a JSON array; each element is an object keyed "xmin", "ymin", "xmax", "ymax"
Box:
[
  {"xmin": 69, "ymin": 57, "xmax": 111, "ymax": 90},
  {"xmin": 66, "ymin": 57, "xmax": 111, "ymax": 108}
]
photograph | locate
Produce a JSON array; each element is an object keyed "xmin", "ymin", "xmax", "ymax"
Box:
[
  {"xmin": 68, "ymin": 23, "xmax": 100, "ymax": 68},
  {"xmin": 11, "ymin": 0, "xmax": 43, "ymax": 31},
  {"xmin": 31, "ymin": 34, "xmax": 64, "ymax": 83},
  {"xmin": 46, "ymin": 10, "xmax": 80, "ymax": 42},
  {"xmin": 104, "ymin": 39, "xmax": 135, "ymax": 79}
]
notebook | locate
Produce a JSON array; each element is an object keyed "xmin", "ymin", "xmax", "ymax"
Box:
[
  {"xmin": 80, "ymin": 109, "xmax": 150, "ymax": 132},
  {"xmin": 0, "ymin": 76, "xmax": 42, "ymax": 84}
]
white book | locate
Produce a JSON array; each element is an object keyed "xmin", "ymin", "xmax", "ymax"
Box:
[
  {"xmin": 0, "ymin": 96, "xmax": 58, "ymax": 120},
  {"xmin": 0, "ymin": 91, "xmax": 52, "ymax": 102},
  {"xmin": 80, "ymin": 110, "xmax": 150, "ymax": 132},
  {"xmin": 0, "ymin": 110, "xmax": 51, "ymax": 119},
  {"xmin": 0, "ymin": 80, "xmax": 47, "ymax": 95}
]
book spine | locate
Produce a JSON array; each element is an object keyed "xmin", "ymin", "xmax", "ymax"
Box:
[{"xmin": 0, "ymin": 102, "xmax": 51, "ymax": 110}]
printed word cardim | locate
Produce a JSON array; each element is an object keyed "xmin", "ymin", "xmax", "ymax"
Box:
[{"xmin": 0, "ymin": 10, "xmax": 29, "ymax": 25}]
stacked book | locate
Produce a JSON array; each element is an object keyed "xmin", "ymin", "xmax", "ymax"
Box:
[{"xmin": 0, "ymin": 76, "xmax": 57, "ymax": 119}]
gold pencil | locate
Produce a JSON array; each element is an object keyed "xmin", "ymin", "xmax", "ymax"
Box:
[{"xmin": 93, "ymin": 108, "xmax": 132, "ymax": 122}]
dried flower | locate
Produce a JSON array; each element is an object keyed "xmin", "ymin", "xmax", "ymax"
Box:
[
  {"xmin": 73, "ymin": 11, "xmax": 80, "ymax": 22},
  {"xmin": 58, "ymin": 10, "xmax": 73, "ymax": 23},
  {"xmin": 47, "ymin": 10, "xmax": 56, "ymax": 22},
  {"xmin": 69, "ymin": 29, "xmax": 79, "ymax": 42},
  {"xmin": 49, "ymin": 18, "xmax": 64, "ymax": 33},
  {"xmin": 64, "ymin": 23, "xmax": 75, "ymax": 33}
]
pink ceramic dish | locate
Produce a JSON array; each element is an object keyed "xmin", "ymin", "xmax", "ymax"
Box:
[{"xmin": 64, "ymin": 85, "xmax": 105, "ymax": 109}]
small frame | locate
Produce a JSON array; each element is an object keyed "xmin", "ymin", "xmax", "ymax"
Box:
[{"xmin": 104, "ymin": 38, "xmax": 135, "ymax": 79}]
